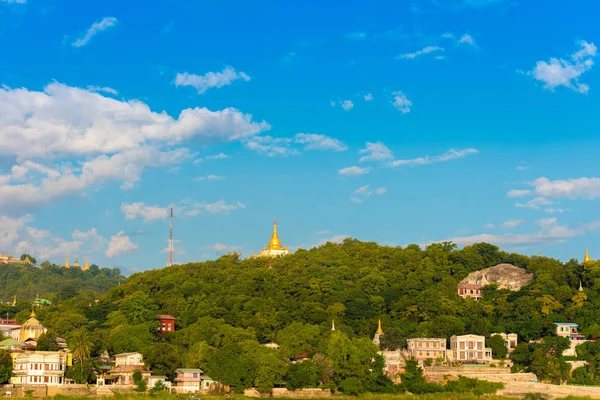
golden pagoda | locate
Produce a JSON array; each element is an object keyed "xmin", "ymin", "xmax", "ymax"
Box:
[
  {"xmin": 64, "ymin": 257, "xmax": 70, "ymax": 268},
  {"xmin": 19, "ymin": 308, "xmax": 47, "ymax": 342},
  {"xmin": 73, "ymin": 259, "xmax": 80, "ymax": 268},
  {"xmin": 583, "ymin": 247, "xmax": 595, "ymax": 266},
  {"xmin": 373, "ymin": 317, "xmax": 384, "ymax": 346},
  {"xmin": 82, "ymin": 258, "xmax": 89, "ymax": 271},
  {"xmin": 252, "ymin": 220, "xmax": 291, "ymax": 258}
]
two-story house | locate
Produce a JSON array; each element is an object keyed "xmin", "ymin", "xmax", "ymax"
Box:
[
  {"xmin": 406, "ymin": 338, "xmax": 447, "ymax": 363},
  {"xmin": 10, "ymin": 351, "xmax": 70, "ymax": 385},
  {"xmin": 174, "ymin": 368, "xmax": 218, "ymax": 393},
  {"xmin": 449, "ymin": 334, "xmax": 492, "ymax": 364}
]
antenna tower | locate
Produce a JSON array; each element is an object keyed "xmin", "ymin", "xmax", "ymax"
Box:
[{"xmin": 168, "ymin": 206, "xmax": 173, "ymax": 267}]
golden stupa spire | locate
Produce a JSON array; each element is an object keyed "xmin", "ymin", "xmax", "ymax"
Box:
[
  {"xmin": 376, "ymin": 317, "xmax": 384, "ymax": 335},
  {"xmin": 30, "ymin": 306, "xmax": 35, "ymax": 318},
  {"xmin": 465, "ymin": 241, "xmax": 469, "ymax": 248},
  {"xmin": 268, "ymin": 220, "xmax": 283, "ymax": 251},
  {"xmin": 584, "ymin": 247, "xmax": 593, "ymax": 265},
  {"xmin": 12, "ymin": 295, "xmax": 16, "ymax": 306},
  {"xmin": 65, "ymin": 257, "xmax": 70, "ymax": 268},
  {"xmin": 83, "ymin": 258, "xmax": 89, "ymax": 271}
]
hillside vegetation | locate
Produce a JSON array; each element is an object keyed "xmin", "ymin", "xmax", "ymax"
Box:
[{"xmin": 18, "ymin": 239, "xmax": 600, "ymax": 390}]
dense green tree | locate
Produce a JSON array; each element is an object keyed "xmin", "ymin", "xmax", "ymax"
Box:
[
  {"xmin": 487, "ymin": 334, "xmax": 508, "ymax": 359},
  {"xmin": 0, "ymin": 349, "xmax": 12, "ymax": 384},
  {"xmin": 36, "ymin": 330, "xmax": 60, "ymax": 351},
  {"xmin": 142, "ymin": 343, "xmax": 182, "ymax": 381},
  {"xmin": 286, "ymin": 360, "xmax": 319, "ymax": 389}
]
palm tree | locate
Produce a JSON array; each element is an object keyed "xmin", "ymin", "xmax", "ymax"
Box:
[{"xmin": 68, "ymin": 328, "xmax": 92, "ymax": 362}]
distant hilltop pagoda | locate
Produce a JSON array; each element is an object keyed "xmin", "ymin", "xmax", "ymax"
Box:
[
  {"xmin": 583, "ymin": 247, "xmax": 595, "ymax": 266},
  {"xmin": 252, "ymin": 220, "xmax": 290, "ymax": 258},
  {"xmin": 61, "ymin": 257, "xmax": 90, "ymax": 270}
]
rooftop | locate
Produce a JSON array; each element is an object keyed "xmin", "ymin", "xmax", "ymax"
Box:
[
  {"xmin": 156, "ymin": 315, "xmax": 176, "ymax": 320},
  {"xmin": 176, "ymin": 368, "xmax": 204, "ymax": 373},
  {"xmin": 555, "ymin": 322, "xmax": 579, "ymax": 327}
]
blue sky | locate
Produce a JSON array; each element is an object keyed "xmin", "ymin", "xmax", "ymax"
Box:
[{"xmin": 1, "ymin": 0, "xmax": 600, "ymax": 274}]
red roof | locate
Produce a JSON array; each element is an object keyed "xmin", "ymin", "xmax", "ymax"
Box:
[{"xmin": 156, "ymin": 315, "xmax": 176, "ymax": 320}]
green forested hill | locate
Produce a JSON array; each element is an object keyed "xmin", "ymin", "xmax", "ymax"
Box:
[
  {"xmin": 0, "ymin": 262, "xmax": 121, "ymax": 314},
  {"xmin": 26, "ymin": 239, "xmax": 600, "ymax": 389}
]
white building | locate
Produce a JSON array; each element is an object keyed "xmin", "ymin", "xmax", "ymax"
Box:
[
  {"xmin": 449, "ymin": 334, "xmax": 492, "ymax": 364},
  {"xmin": 251, "ymin": 221, "xmax": 290, "ymax": 258},
  {"xmin": 10, "ymin": 351, "xmax": 69, "ymax": 385},
  {"xmin": 114, "ymin": 352, "xmax": 144, "ymax": 366},
  {"xmin": 407, "ymin": 338, "xmax": 447, "ymax": 362}
]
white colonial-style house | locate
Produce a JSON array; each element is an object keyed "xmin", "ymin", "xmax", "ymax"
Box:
[{"xmin": 10, "ymin": 351, "xmax": 70, "ymax": 385}]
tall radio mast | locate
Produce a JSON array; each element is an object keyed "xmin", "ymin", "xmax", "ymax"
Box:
[{"xmin": 168, "ymin": 206, "xmax": 173, "ymax": 267}]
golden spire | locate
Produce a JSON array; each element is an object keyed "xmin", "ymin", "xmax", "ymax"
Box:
[
  {"xmin": 465, "ymin": 241, "xmax": 469, "ymax": 248},
  {"xmin": 73, "ymin": 259, "xmax": 79, "ymax": 267},
  {"xmin": 538, "ymin": 251, "xmax": 541, "ymax": 257},
  {"xmin": 65, "ymin": 257, "xmax": 70, "ymax": 268},
  {"xmin": 12, "ymin": 295, "xmax": 16, "ymax": 307},
  {"xmin": 83, "ymin": 258, "xmax": 89, "ymax": 271},
  {"xmin": 584, "ymin": 247, "xmax": 593, "ymax": 265},
  {"xmin": 30, "ymin": 306, "xmax": 35, "ymax": 318},
  {"xmin": 376, "ymin": 317, "xmax": 383, "ymax": 335},
  {"xmin": 268, "ymin": 220, "xmax": 283, "ymax": 251}
]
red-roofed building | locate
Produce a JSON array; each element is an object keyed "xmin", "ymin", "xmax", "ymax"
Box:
[{"xmin": 156, "ymin": 315, "xmax": 176, "ymax": 335}]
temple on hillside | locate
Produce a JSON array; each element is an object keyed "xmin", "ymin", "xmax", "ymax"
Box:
[
  {"xmin": 252, "ymin": 221, "xmax": 290, "ymax": 258},
  {"xmin": 19, "ymin": 310, "xmax": 47, "ymax": 342},
  {"xmin": 583, "ymin": 248, "xmax": 595, "ymax": 266},
  {"xmin": 61, "ymin": 257, "xmax": 90, "ymax": 270},
  {"xmin": 373, "ymin": 317, "xmax": 384, "ymax": 346}
]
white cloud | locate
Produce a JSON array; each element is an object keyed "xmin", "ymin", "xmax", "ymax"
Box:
[
  {"xmin": 354, "ymin": 185, "xmax": 371, "ymax": 195},
  {"xmin": 483, "ymin": 224, "xmax": 495, "ymax": 229},
  {"xmin": 182, "ymin": 199, "xmax": 246, "ymax": 216},
  {"xmin": 515, "ymin": 197, "xmax": 552, "ymax": 209},
  {"xmin": 71, "ymin": 228, "xmax": 105, "ymax": 251},
  {"xmin": 507, "ymin": 189, "xmax": 532, "ymax": 198},
  {"xmin": 316, "ymin": 230, "xmax": 329, "ymax": 235},
  {"xmin": 0, "ymin": 147, "xmax": 193, "ymax": 214},
  {"xmin": 397, "ymin": 46, "xmax": 444, "ymax": 59},
  {"xmin": 1, "ymin": 0, "xmax": 27, "ymax": 3},
  {"xmin": 527, "ymin": 40, "xmax": 597, "ymax": 94},
  {"xmin": 516, "ymin": 161, "xmax": 529, "ymax": 171},
  {"xmin": 206, "ymin": 152, "xmax": 230, "ymax": 160},
  {"xmin": 174, "ymin": 66, "xmax": 251, "ymax": 94},
  {"xmin": 329, "ymin": 100, "xmax": 336, "ymax": 107},
  {"xmin": 440, "ymin": 33, "xmax": 455, "ymax": 40},
  {"xmin": 243, "ymin": 135, "xmax": 296, "ymax": 157},
  {"xmin": 105, "ymin": 231, "xmax": 138, "ymax": 258},
  {"xmin": 86, "ymin": 86, "xmax": 118, "ymax": 95},
  {"xmin": 364, "ymin": 93, "xmax": 373, "ymax": 101},
  {"xmin": 537, "ymin": 217, "xmax": 557, "ymax": 230},
  {"xmin": 121, "ymin": 202, "xmax": 168, "ymax": 222},
  {"xmin": 294, "ymin": 133, "xmax": 347, "ymax": 152},
  {"xmin": 346, "ymin": 32, "xmax": 367, "ymax": 40},
  {"xmin": 316, "ymin": 234, "xmax": 349, "ymax": 246},
  {"xmin": 72, "ymin": 17, "xmax": 118, "ymax": 47},
  {"xmin": 390, "ymin": 148, "xmax": 478, "ymax": 167},
  {"xmin": 436, "ymin": 218, "xmax": 579, "ymax": 249},
  {"xmin": 391, "ymin": 91, "xmax": 412, "ymax": 113},
  {"xmin": 338, "ymin": 166, "xmax": 371, "ymax": 176},
  {"xmin": 193, "ymin": 175, "xmax": 226, "ymax": 182},
  {"xmin": 532, "ymin": 176, "xmax": 600, "ymax": 199},
  {"xmin": 245, "ymin": 134, "xmax": 346, "ymax": 156},
  {"xmin": 0, "ymin": 82, "xmax": 270, "ymax": 159},
  {"xmin": 545, "ymin": 208, "xmax": 566, "ymax": 214},
  {"xmin": 207, "ymin": 243, "xmax": 241, "ymax": 253},
  {"xmin": 458, "ymin": 34, "xmax": 476, "ymax": 46},
  {"xmin": 193, "ymin": 158, "xmax": 203, "ymax": 165},
  {"xmin": 341, "ymin": 100, "xmax": 354, "ymax": 111},
  {"xmin": 435, "ymin": 56, "xmax": 447, "ymax": 60},
  {"xmin": 351, "ymin": 184, "xmax": 386, "ymax": 204},
  {"xmin": 359, "ymin": 141, "xmax": 394, "ymax": 163},
  {"xmin": 503, "ymin": 219, "xmax": 526, "ymax": 228}
]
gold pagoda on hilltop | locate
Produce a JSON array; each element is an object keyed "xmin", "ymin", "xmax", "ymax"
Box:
[
  {"xmin": 252, "ymin": 220, "xmax": 291, "ymax": 258},
  {"xmin": 62, "ymin": 257, "xmax": 90, "ymax": 270},
  {"xmin": 583, "ymin": 247, "xmax": 595, "ymax": 266}
]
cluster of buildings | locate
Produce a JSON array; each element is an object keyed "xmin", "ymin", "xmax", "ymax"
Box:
[
  {"xmin": 0, "ymin": 310, "xmax": 219, "ymax": 394},
  {"xmin": 0, "ymin": 254, "xmax": 33, "ymax": 265}
]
